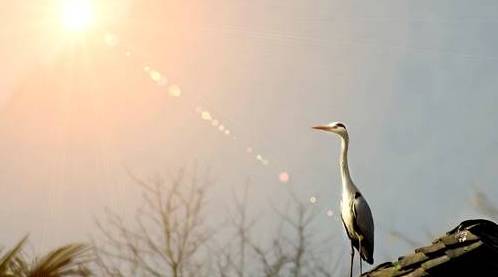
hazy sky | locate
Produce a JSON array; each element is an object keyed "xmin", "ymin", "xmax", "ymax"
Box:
[{"xmin": 1, "ymin": 0, "xmax": 498, "ymax": 265}]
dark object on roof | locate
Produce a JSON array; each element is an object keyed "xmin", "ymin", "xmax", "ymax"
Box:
[{"xmin": 363, "ymin": 219, "xmax": 498, "ymax": 277}]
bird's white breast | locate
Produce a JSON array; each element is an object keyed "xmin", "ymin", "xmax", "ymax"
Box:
[{"xmin": 340, "ymin": 192, "xmax": 356, "ymax": 239}]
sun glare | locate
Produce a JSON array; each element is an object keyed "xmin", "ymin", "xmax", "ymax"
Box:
[{"xmin": 60, "ymin": 0, "xmax": 95, "ymax": 32}]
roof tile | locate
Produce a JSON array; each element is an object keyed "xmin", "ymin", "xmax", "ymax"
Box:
[
  {"xmin": 421, "ymin": 255, "xmax": 450, "ymax": 270},
  {"xmin": 445, "ymin": 241, "xmax": 483, "ymax": 258},
  {"xmin": 398, "ymin": 252, "xmax": 428, "ymax": 269},
  {"xmin": 415, "ymin": 241, "xmax": 445, "ymax": 256},
  {"xmin": 438, "ymin": 235, "xmax": 459, "ymax": 247},
  {"xmin": 364, "ymin": 219, "xmax": 498, "ymax": 277},
  {"xmin": 404, "ymin": 268, "xmax": 429, "ymax": 277}
]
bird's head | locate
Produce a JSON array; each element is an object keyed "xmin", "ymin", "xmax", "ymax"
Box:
[{"xmin": 312, "ymin": 121, "xmax": 348, "ymax": 138}]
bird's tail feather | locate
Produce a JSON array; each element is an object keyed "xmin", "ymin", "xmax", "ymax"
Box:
[{"xmin": 360, "ymin": 246, "xmax": 374, "ymax": 265}]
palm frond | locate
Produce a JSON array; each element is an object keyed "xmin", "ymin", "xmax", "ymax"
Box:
[
  {"xmin": 29, "ymin": 243, "xmax": 92, "ymax": 277},
  {"xmin": 0, "ymin": 235, "xmax": 28, "ymax": 274}
]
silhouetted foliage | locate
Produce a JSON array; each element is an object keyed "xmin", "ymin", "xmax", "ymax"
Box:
[{"xmin": 0, "ymin": 236, "xmax": 91, "ymax": 276}]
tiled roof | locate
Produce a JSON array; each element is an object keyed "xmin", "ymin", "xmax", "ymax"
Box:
[{"xmin": 363, "ymin": 219, "xmax": 498, "ymax": 277}]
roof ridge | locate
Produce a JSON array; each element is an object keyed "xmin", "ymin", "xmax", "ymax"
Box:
[{"xmin": 363, "ymin": 219, "xmax": 498, "ymax": 277}]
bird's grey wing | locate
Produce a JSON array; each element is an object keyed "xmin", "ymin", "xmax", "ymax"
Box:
[{"xmin": 353, "ymin": 193, "xmax": 374, "ymax": 263}]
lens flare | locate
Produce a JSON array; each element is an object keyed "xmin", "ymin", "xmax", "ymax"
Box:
[
  {"xmin": 278, "ymin": 172, "xmax": 290, "ymax": 183},
  {"xmin": 310, "ymin": 196, "xmax": 317, "ymax": 204}
]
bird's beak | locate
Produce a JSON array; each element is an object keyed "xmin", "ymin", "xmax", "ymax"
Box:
[{"xmin": 312, "ymin": 125, "xmax": 332, "ymax": 132}]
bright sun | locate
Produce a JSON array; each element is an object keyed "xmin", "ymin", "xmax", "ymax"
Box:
[{"xmin": 60, "ymin": 0, "xmax": 95, "ymax": 32}]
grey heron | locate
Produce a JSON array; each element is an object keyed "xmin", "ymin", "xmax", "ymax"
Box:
[{"xmin": 313, "ymin": 122, "xmax": 374, "ymax": 277}]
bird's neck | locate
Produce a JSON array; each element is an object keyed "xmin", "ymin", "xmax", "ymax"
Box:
[{"xmin": 339, "ymin": 136, "xmax": 355, "ymax": 193}]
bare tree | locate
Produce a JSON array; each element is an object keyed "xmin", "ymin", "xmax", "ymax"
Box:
[
  {"xmin": 94, "ymin": 169, "xmax": 340, "ymax": 277},
  {"xmin": 94, "ymin": 169, "xmax": 212, "ymax": 277},
  {"xmin": 472, "ymin": 190, "xmax": 498, "ymax": 220},
  {"xmin": 213, "ymin": 187, "xmax": 339, "ymax": 277}
]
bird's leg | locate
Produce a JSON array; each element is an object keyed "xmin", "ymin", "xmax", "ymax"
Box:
[
  {"xmin": 359, "ymin": 238, "xmax": 363, "ymax": 276},
  {"xmin": 350, "ymin": 242, "xmax": 355, "ymax": 277}
]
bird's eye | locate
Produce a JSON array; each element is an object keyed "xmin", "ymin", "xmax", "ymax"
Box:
[{"xmin": 336, "ymin": 123, "xmax": 345, "ymax": 128}]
